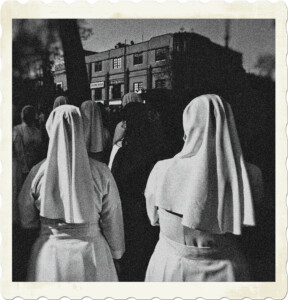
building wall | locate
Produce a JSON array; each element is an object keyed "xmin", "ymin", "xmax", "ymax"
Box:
[
  {"xmin": 54, "ymin": 32, "xmax": 244, "ymax": 103},
  {"xmin": 54, "ymin": 71, "xmax": 68, "ymax": 91}
]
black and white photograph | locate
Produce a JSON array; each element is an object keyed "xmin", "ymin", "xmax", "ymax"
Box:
[{"xmin": 1, "ymin": 1, "xmax": 286, "ymax": 299}]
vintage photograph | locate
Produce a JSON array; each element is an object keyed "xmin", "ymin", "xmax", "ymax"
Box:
[{"xmin": 11, "ymin": 18, "xmax": 275, "ymax": 284}]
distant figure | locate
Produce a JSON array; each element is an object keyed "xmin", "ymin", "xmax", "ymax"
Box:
[
  {"xmin": 145, "ymin": 95, "xmax": 262, "ymax": 282},
  {"xmin": 81, "ymin": 100, "xmax": 109, "ymax": 163},
  {"xmin": 111, "ymin": 102, "xmax": 162, "ymax": 281},
  {"xmin": 12, "ymin": 104, "xmax": 25, "ymax": 281},
  {"xmin": 12, "ymin": 105, "xmax": 42, "ymax": 281},
  {"xmin": 53, "ymin": 95, "xmax": 68, "ymax": 109},
  {"xmin": 12, "ymin": 105, "xmax": 22, "ymax": 224},
  {"xmin": 13, "ymin": 105, "xmax": 42, "ymax": 180},
  {"xmin": 95, "ymin": 102, "xmax": 113, "ymax": 164},
  {"xmin": 18, "ymin": 105, "xmax": 125, "ymax": 281},
  {"xmin": 112, "ymin": 92, "xmax": 143, "ymax": 144}
]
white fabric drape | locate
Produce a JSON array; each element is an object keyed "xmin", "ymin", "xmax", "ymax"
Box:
[
  {"xmin": 32, "ymin": 105, "xmax": 99, "ymax": 223},
  {"xmin": 146, "ymin": 94, "xmax": 255, "ymax": 235},
  {"xmin": 81, "ymin": 100, "xmax": 105, "ymax": 153},
  {"xmin": 122, "ymin": 92, "xmax": 143, "ymax": 107}
]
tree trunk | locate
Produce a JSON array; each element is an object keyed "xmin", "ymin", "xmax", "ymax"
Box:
[{"xmin": 58, "ymin": 19, "xmax": 90, "ymax": 106}]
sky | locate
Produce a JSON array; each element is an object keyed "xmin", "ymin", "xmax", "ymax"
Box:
[{"xmin": 82, "ymin": 19, "xmax": 275, "ymax": 74}]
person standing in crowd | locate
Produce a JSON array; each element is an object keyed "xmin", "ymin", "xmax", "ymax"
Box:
[
  {"xmin": 109, "ymin": 92, "xmax": 144, "ymax": 168},
  {"xmin": 97, "ymin": 102, "xmax": 112, "ymax": 164},
  {"xmin": 145, "ymin": 90, "xmax": 184, "ymax": 158},
  {"xmin": 53, "ymin": 95, "xmax": 68, "ymax": 109},
  {"xmin": 112, "ymin": 92, "xmax": 143, "ymax": 144},
  {"xmin": 18, "ymin": 105, "xmax": 125, "ymax": 281},
  {"xmin": 111, "ymin": 102, "xmax": 162, "ymax": 281},
  {"xmin": 81, "ymin": 100, "xmax": 109, "ymax": 163},
  {"xmin": 12, "ymin": 104, "xmax": 26, "ymax": 281},
  {"xmin": 13, "ymin": 105, "xmax": 42, "ymax": 183},
  {"xmin": 13, "ymin": 105, "xmax": 43, "ymax": 281},
  {"xmin": 145, "ymin": 94, "xmax": 262, "ymax": 282}
]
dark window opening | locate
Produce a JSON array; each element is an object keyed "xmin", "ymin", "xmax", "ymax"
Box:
[
  {"xmin": 95, "ymin": 88, "xmax": 102, "ymax": 100},
  {"xmin": 155, "ymin": 79, "xmax": 166, "ymax": 89},
  {"xmin": 133, "ymin": 53, "xmax": 143, "ymax": 65},
  {"xmin": 155, "ymin": 48, "xmax": 168, "ymax": 61},
  {"xmin": 112, "ymin": 84, "xmax": 121, "ymax": 99},
  {"xmin": 94, "ymin": 61, "xmax": 102, "ymax": 72}
]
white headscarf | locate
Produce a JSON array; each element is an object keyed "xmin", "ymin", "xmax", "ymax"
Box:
[
  {"xmin": 155, "ymin": 94, "xmax": 255, "ymax": 235},
  {"xmin": 81, "ymin": 100, "xmax": 105, "ymax": 153},
  {"xmin": 122, "ymin": 92, "xmax": 143, "ymax": 107},
  {"xmin": 53, "ymin": 96, "xmax": 68, "ymax": 110},
  {"xmin": 32, "ymin": 105, "xmax": 99, "ymax": 223}
]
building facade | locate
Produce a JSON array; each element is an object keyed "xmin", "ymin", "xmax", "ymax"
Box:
[{"xmin": 54, "ymin": 32, "xmax": 245, "ymax": 104}]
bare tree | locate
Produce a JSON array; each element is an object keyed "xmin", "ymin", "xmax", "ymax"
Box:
[
  {"xmin": 58, "ymin": 19, "xmax": 90, "ymax": 106},
  {"xmin": 254, "ymin": 54, "xmax": 275, "ymax": 80}
]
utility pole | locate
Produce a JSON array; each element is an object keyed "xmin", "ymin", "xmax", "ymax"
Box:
[
  {"xmin": 225, "ymin": 19, "xmax": 231, "ymax": 48},
  {"xmin": 124, "ymin": 40, "xmax": 129, "ymax": 93}
]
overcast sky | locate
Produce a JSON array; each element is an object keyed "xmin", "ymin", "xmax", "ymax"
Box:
[{"xmin": 82, "ymin": 19, "xmax": 275, "ymax": 73}]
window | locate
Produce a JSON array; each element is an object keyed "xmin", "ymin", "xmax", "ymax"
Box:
[
  {"xmin": 155, "ymin": 48, "xmax": 168, "ymax": 61},
  {"xmin": 155, "ymin": 79, "xmax": 166, "ymax": 89},
  {"xmin": 133, "ymin": 53, "xmax": 143, "ymax": 65},
  {"xmin": 112, "ymin": 84, "xmax": 122, "ymax": 99},
  {"xmin": 94, "ymin": 61, "xmax": 102, "ymax": 72},
  {"xmin": 94, "ymin": 88, "xmax": 102, "ymax": 100},
  {"xmin": 56, "ymin": 82, "xmax": 63, "ymax": 91},
  {"xmin": 133, "ymin": 82, "xmax": 143, "ymax": 93},
  {"xmin": 113, "ymin": 58, "xmax": 122, "ymax": 69}
]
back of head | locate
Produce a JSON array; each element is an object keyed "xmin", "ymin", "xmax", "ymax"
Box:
[
  {"xmin": 155, "ymin": 94, "xmax": 255, "ymax": 235},
  {"xmin": 21, "ymin": 105, "xmax": 36, "ymax": 127},
  {"xmin": 122, "ymin": 102, "xmax": 149, "ymax": 144},
  {"xmin": 35, "ymin": 104, "xmax": 99, "ymax": 223},
  {"xmin": 53, "ymin": 96, "xmax": 68, "ymax": 110},
  {"xmin": 80, "ymin": 100, "xmax": 104, "ymax": 153},
  {"xmin": 122, "ymin": 92, "xmax": 143, "ymax": 107}
]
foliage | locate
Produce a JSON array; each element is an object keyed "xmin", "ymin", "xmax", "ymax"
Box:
[{"xmin": 254, "ymin": 54, "xmax": 275, "ymax": 80}]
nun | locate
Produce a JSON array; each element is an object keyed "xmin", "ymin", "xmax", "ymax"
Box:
[
  {"xmin": 18, "ymin": 105, "xmax": 125, "ymax": 281},
  {"xmin": 53, "ymin": 95, "xmax": 68, "ymax": 109},
  {"xmin": 144, "ymin": 94, "xmax": 263, "ymax": 282},
  {"xmin": 80, "ymin": 100, "xmax": 109, "ymax": 163}
]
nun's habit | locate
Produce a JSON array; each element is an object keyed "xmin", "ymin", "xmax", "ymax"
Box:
[
  {"xmin": 145, "ymin": 95, "xmax": 261, "ymax": 282},
  {"xmin": 80, "ymin": 100, "xmax": 108, "ymax": 162},
  {"xmin": 19, "ymin": 105, "xmax": 125, "ymax": 281}
]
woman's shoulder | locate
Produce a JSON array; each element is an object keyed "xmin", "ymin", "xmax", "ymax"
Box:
[{"xmin": 13, "ymin": 124, "xmax": 23, "ymax": 135}]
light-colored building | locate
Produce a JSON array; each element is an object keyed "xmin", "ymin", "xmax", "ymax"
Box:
[{"xmin": 54, "ymin": 32, "xmax": 244, "ymax": 104}]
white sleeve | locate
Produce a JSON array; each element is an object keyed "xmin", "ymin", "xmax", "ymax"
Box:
[
  {"xmin": 112, "ymin": 122, "xmax": 125, "ymax": 144},
  {"xmin": 100, "ymin": 169, "xmax": 125, "ymax": 259},
  {"xmin": 108, "ymin": 144, "xmax": 120, "ymax": 170},
  {"xmin": 145, "ymin": 164, "xmax": 159, "ymax": 226}
]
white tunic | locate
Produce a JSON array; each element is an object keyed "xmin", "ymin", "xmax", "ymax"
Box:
[
  {"xmin": 145, "ymin": 160, "xmax": 263, "ymax": 282},
  {"xmin": 19, "ymin": 158, "xmax": 125, "ymax": 281}
]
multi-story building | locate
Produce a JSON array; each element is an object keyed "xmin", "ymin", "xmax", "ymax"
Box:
[{"xmin": 54, "ymin": 32, "xmax": 245, "ymax": 105}]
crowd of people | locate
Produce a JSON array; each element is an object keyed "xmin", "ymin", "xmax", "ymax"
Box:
[{"xmin": 12, "ymin": 92, "xmax": 263, "ymax": 282}]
